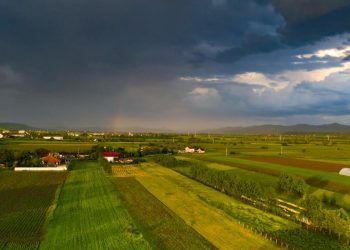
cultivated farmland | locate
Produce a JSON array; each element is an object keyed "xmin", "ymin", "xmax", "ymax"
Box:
[
  {"xmin": 246, "ymin": 156, "xmax": 348, "ymax": 172},
  {"xmin": 188, "ymin": 154, "xmax": 350, "ymax": 194},
  {"xmin": 2, "ymin": 133, "xmax": 350, "ymax": 249},
  {"xmin": 39, "ymin": 161, "xmax": 150, "ymax": 250},
  {"xmin": 0, "ymin": 171, "xmax": 67, "ymax": 249},
  {"xmin": 113, "ymin": 177, "xmax": 215, "ymax": 249},
  {"xmin": 137, "ymin": 163, "xmax": 279, "ymax": 249}
]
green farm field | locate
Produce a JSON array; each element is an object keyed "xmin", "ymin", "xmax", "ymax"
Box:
[
  {"xmin": 40, "ymin": 161, "xmax": 150, "ymax": 250},
  {"xmin": 0, "ymin": 170, "xmax": 67, "ymax": 249},
  {"xmin": 0, "ymin": 140, "xmax": 96, "ymax": 153},
  {"xmin": 176, "ymin": 156, "xmax": 350, "ymax": 211},
  {"xmin": 186, "ymin": 153, "xmax": 350, "ymax": 194}
]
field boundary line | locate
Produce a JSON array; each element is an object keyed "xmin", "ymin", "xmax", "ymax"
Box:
[{"xmin": 39, "ymin": 172, "xmax": 69, "ymax": 248}]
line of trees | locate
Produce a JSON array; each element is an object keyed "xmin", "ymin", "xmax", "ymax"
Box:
[
  {"xmin": 188, "ymin": 162, "xmax": 269, "ymax": 199},
  {"xmin": 0, "ymin": 148, "xmax": 51, "ymax": 168},
  {"xmin": 153, "ymin": 155, "xmax": 270, "ymax": 199}
]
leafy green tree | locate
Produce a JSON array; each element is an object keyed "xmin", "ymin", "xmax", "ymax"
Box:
[
  {"xmin": 278, "ymin": 172, "xmax": 308, "ymax": 197},
  {"xmin": 0, "ymin": 149, "xmax": 15, "ymax": 167},
  {"xmin": 34, "ymin": 148, "xmax": 50, "ymax": 157},
  {"xmin": 18, "ymin": 151, "xmax": 43, "ymax": 167}
]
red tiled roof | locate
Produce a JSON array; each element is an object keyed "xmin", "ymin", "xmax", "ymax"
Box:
[
  {"xmin": 42, "ymin": 155, "xmax": 61, "ymax": 163},
  {"xmin": 102, "ymin": 152, "xmax": 120, "ymax": 157}
]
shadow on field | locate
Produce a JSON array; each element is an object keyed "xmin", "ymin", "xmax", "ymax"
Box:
[
  {"xmin": 305, "ymin": 176, "xmax": 329, "ymax": 189},
  {"xmin": 306, "ymin": 176, "xmax": 350, "ymax": 194}
]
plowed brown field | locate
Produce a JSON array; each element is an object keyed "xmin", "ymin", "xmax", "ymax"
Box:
[{"xmin": 246, "ymin": 157, "xmax": 347, "ymax": 172}]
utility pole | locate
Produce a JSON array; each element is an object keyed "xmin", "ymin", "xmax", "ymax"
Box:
[
  {"xmin": 225, "ymin": 144, "xmax": 228, "ymax": 157},
  {"xmin": 280, "ymin": 145, "xmax": 283, "ymax": 155}
]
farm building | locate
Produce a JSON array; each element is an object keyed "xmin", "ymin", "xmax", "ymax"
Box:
[
  {"xmin": 0, "ymin": 133, "xmax": 3, "ymax": 139},
  {"xmin": 339, "ymin": 168, "xmax": 350, "ymax": 177},
  {"xmin": 53, "ymin": 136, "xmax": 63, "ymax": 140},
  {"xmin": 43, "ymin": 136, "xmax": 51, "ymax": 140},
  {"xmin": 102, "ymin": 152, "xmax": 120, "ymax": 162},
  {"xmin": 181, "ymin": 147, "xmax": 206, "ymax": 154},
  {"xmin": 42, "ymin": 155, "xmax": 61, "ymax": 167},
  {"xmin": 197, "ymin": 148, "xmax": 205, "ymax": 154},
  {"xmin": 185, "ymin": 147, "xmax": 196, "ymax": 153}
]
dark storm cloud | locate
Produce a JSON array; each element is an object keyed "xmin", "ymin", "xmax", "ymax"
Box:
[
  {"xmin": 0, "ymin": 0, "xmax": 281, "ymax": 71},
  {"xmin": 216, "ymin": 0, "xmax": 350, "ymax": 62},
  {"xmin": 216, "ymin": 34, "xmax": 283, "ymax": 63},
  {"xmin": 1, "ymin": 0, "xmax": 350, "ymax": 128},
  {"xmin": 265, "ymin": 0, "xmax": 350, "ymax": 50}
]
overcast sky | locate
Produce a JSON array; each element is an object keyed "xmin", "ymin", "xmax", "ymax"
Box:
[{"xmin": 2, "ymin": 0, "xmax": 350, "ymax": 130}]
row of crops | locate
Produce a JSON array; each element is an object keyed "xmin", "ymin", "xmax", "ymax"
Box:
[{"xmin": 0, "ymin": 170, "xmax": 67, "ymax": 248}]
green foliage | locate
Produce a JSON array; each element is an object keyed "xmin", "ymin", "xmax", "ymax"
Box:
[
  {"xmin": 0, "ymin": 149, "xmax": 15, "ymax": 167},
  {"xmin": 17, "ymin": 151, "xmax": 44, "ymax": 167},
  {"xmin": 302, "ymin": 195, "xmax": 350, "ymax": 242},
  {"xmin": 278, "ymin": 173, "xmax": 308, "ymax": 197},
  {"xmin": 34, "ymin": 148, "xmax": 50, "ymax": 157},
  {"xmin": 188, "ymin": 163, "xmax": 268, "ymax": 199},
  {"xmin": 153, "ymin": 155, "xmax": 178, "ymax": 168},
  {"xmin": 303, "ymin": 195, "xmax": 322, "ymax": 217}
]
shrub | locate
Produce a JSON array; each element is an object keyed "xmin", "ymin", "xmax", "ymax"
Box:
[{"xmin": 278, "ymin": 173, "xmax": 308, "ymax": 197}]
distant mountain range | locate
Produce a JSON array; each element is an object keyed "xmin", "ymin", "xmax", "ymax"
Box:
[
  {"xmin": 2, "ymin": 122, "xmax": 350, "ymax": 134},
  {"xmin": 202, "ymin": 123, "xmax": 350, "ymax": 135},
  {"xmin": 0, "ymin": 122, "xmax": 175, "ymax": 133},
  {"xmin": 0, "ymin": 122, "xmax": 39, "ymax": 131}
]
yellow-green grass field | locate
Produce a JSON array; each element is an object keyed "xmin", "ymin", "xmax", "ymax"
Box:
[
  {"xmin": 137, "ymin": 163, "xmax": 281, "ymax": 249},
  {"xmin": 143, "ymin": 162, "xmax": 350, "ymax": 249},
  {"xmin": 40, "ymin": 161, "xmax": 150, "ymax": 250},
  {"xmin": 112, "ymin": 177, "xmax": 215, "ymax": 250}
]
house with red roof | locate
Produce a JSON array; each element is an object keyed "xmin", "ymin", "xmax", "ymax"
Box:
[
  {"xmin": 42, "ymin": 154, "xmax": 61, "ymax": 167},
  {"xmin": 102, "ymin": 152, "xmax": 120, "ymax": 162}
]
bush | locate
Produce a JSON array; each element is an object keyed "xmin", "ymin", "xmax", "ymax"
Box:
[
  {"xmin": 0, "ymin": 149, "xmax": 15, "ymax": 167},
  {"xmin": 278, "ymin": 173, "xmax": 308, "ymax": 197}
]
